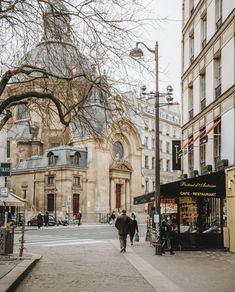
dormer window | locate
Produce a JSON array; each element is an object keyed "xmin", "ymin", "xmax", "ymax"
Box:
[
  {"xmin": 47, "ymin": 151, "xmax": 57, "ymax": 165},
  {"xmin": 70, "ymin": 151, "xmax": 81, "ymax": 165}
]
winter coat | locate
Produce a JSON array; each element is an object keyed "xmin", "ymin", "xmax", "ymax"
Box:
[
  {"xmin": 115, "ymin": 214, "xmax": 131, "ymax": 236},
  {"xmin": 44, "ymin": 214, "xmax": 49, "ymax": 223},
  {"xmin": 130, "ymin": 219, "xmax": 139, "ymax": 235},
  {"xmin": 37, "ymin": 213, "xmax": 43, "ymax": 226}
]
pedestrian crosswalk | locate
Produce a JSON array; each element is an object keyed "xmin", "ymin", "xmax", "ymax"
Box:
[{"xmin": 15, "ymin": 235, "xmax": 104, "ymax": 248}]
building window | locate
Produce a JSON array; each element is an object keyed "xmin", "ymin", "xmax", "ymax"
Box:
[
  {"xmin": 166, "ymin": 160, "xmax": 170, "ymax": 172},
  {"xmin": 188, "ymin": 85, "xmax": 193, "ymax": 120},
  {"xmin": 173, "ymin": 128, "xmax": 176, "ymax": 138},
  {"xmin": 188, "ymin": 140, "xmax": 194, "ymax": 172},
  {"xmin": 47, "ymin": 152, "xmax": 56, "ymax": 165},
  {"xmin": 214, "ymin": 55, "xmax": 221, "ymax": 99},
  {"xmin": 152, "ymin": 181, "xmax": 155, "ymax": 191},
  {"xmin": 152, "ymin": 138, "xmax": 155, "ymax": 149},
  {"xmin": 73, "ymin": 152, "xmax": 81, "ymax": 165},
  {"xmin": 144, "ymin": 136, "xmax": 149, "ymax": 148},
  {"xmin": 200, "ymin": 129, "xmax": 206, "ymax": 172},
  {"xmin": 189, "ymin": 0, "xmax": 194, "ymax": 15},
  {"xmin": 189, "ymin": 31, "xmax": 194, "ymax": 63},
  {"xmin": 215, "ymin": 0, "xmax": 222, "ymax": 29},
  {"xmin": 113, "ymin": 141, "xmax": 124, "ymax": 159},
  {"xmin": 166, "ymin": 142, "xmax": 170, "ymax": 154},
  {"xmin": 145, "ymin": 156, "xmax": 149, "ymax": 169},
  {"xmin": 145, "ymin": 179, "xmax": 149, "ymax": 193},
  {"xmin": 200, "ymin": 72, "xmax": 206, "ymax": 110},
  {"xmin": 23, "ymin": 190, "xmax": 27, "ymax": 199},
  {"xmin": 201, "ymin": 13, "xmax": 207, "ymax": 48},
  {"xmin": 166, "ymin": 126, "xmax": 170, "ymax": 136},
  {"xmin": 160, "ymin": 140, "xmax": 162, "ymax": 151},
  {"xmin": 17, "ymin": 104, "xmax": 28, "ymax": 120},
  {"xmin": 74, "ymin": 176, "xmax": 81, "ymax": 186},
  {"xmin": 160, "ymin": 159, "xmax": 163, "ymax": 171},
  {"xmin": 47, "ymin": 194, "xmax": 55, "ymax": 212},
  {"xmin": 47, "ymin": 176, "xmax": 54, "ymax": 186},
  {"xmin": 7, "ymin": 140, "xmax": 10, "ymax": 158},
  {"xmin": 152, "ymin": 157, "xmax": 155, "ymax": 169},
  {"xmin": 214, "ymin": 120, "xmax": 221, "ymax": 166}
]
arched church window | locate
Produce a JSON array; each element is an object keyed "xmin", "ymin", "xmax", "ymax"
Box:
[{"xmin": 113, "ymin": 141, "xmax": 124, "ymax": 159}]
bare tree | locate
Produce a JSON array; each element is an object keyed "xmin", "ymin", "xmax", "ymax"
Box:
[{"xmin": 0, "ymin": 0, "xmax": 148, "ymax": 135}]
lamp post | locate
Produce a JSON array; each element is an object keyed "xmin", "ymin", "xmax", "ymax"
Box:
[{"xmin": 130, "ymin": 42, "xmax": 174, "ymax": 255}]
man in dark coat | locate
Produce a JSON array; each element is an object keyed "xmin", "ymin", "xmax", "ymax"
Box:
[
  {"xmin": 115, "ymin": 209, "xmax": 131, "ymax": 253},
  {"xmin": 37, "ymin": 212, "xmax": 43, "ymax": 229},
  {"xmin": 44, "ymin": 211, "xmax": 49, "ymax": 227},
  {"xmin": 161, "ymin": 219, "xmax": 175, "ymax": 255}
]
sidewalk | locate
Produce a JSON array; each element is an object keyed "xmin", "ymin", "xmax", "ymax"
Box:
[
  {"xmin": 0, "ymin": 254, "xmax": 41, "ymax": 292},
  {"xmin": 111, "ymin": 237, "xmax": 235, "ymax": 292}
]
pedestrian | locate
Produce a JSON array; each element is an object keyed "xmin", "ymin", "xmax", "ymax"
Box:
[
  {"xmin": 77, "ymin": 211, "xmax": 82, "ymax": 226},
  {"xmin": 129, "ymin": 213, "xmax": 139, "ymax": 246},
  {"xmin": 37, "ymin": 212, "xmax": 43, "ymax": 229},
  {"xmin": 115, "ymin": 209, "xmax": 131, "ymax": 253},
  {"xmin": 44, "ymin": 211, "xmax": 49, "ymax": 227},
  {"xmin": 109, "ymin": 210, "xmax": 116, "ymax": 224},
  {"xmin": 161, "ymin": 218, "xmax": 175, "ymax": 255}
]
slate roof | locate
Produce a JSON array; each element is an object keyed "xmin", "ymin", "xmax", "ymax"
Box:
[{"xmin": 15, "ymin": 146, "xmax": 87, "ymax": 170}]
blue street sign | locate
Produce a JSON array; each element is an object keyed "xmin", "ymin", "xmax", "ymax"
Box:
[{"xmin": 0, "ymin": 163, "xmax": 11, "ymax": 177}]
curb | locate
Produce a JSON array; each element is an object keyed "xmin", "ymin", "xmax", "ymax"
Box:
[{"xmin": 1, "ymin": 254, "xmax": 41, "ymax": 292}]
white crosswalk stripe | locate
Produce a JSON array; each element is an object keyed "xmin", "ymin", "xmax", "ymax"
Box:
[{"xmin": 15, "ymin": 236, "xmax": 104, "ymax": 248}]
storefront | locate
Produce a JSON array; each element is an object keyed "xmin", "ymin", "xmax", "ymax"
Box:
[{"xmin": 134, "ymin": 170, "xmax": 226, "ymax": 250}]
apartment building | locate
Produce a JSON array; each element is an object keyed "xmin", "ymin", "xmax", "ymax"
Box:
[
  {"xmin": 181, "ymin": 0, "xmax": 235, "ymax": 176},
  {"xmin": 181, "ymin": 0, "xmax": 235, "ymax": 251}
]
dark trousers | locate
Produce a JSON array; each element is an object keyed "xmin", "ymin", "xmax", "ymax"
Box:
[
  {"xmin": 162, "ymin": 237, "xmax": 173, "ymax": 253},
  {"xmin": 119, "ymin": 234, "xmax": 127, "ymax": 249},
  {"xmin": 130, "ymin": 232, "xmax": 135, "ymax": 243}
]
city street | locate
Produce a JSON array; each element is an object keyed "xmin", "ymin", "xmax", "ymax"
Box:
[{"xmin": 13, "ymin": 224, "xmax": 235, "ymax": 292}]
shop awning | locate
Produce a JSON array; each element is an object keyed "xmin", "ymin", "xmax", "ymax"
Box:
[
  {"xmin": 200, "ymin": 119, "xmax": 221, "ymax": 140},
  {"xmin": 0, "ymin": 192, "xmax": 25, "ymax": 207},
  {"xmin": 134, "ymin": 170, "xmax": 226, "ymax": 205}
]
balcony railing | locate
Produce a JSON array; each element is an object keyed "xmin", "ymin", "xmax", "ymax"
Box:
[
  {"xmin": 200, "ymin": 98, "xmax": 206, "ymax": 110},
  {"xmin": 201, "ymin": 39, "xmax": 206, "ymax": 49},
  {"xmin": 189, "ymin": 109, "xmax": 194, "ymax": 120},
  {"xmin": 190, "ymin": 55, "xmax": 194, "ymax": 64},
  {"xmin": 216, "ymin": 17, "xmax": 222, "ymax": 30},
  {"xmin": 215, "ymin": 84, "xmax": 221, "ymax": 99}
]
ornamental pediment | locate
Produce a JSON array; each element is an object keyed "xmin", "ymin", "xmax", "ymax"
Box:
[{"xmin": 110, "ymin": 160, "xmax": 133, "ymax": 172}]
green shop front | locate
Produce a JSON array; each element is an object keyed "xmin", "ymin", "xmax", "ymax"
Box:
[{"xmin": 134, "ymin": 170, "xmax": 226, "ymax": 250}]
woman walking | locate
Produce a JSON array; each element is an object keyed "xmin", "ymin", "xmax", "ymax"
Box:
[{"xmin": 129, "ymin": 213, "xmax": 139, "ymax": 245}]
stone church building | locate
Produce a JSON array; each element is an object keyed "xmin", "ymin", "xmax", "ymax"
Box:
[{"xmin": 7, "ymin": 1, "xmax": 144, "ymax": 222}]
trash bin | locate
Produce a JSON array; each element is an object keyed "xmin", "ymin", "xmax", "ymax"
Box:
[{"xmin": 0, "ymin": 227, "xmax": 14, "ymax": 255}]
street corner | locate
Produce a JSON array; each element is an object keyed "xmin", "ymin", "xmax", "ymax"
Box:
[{"xmin": 0, "ymin": 253, "xmax": 42, "ymax": 292}]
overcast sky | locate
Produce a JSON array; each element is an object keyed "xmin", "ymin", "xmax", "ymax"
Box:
[{"xmin": 135, "ymin": 0, "xmax": 182, "ymax": 101}]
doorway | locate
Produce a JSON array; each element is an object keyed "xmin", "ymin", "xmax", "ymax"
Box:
[
  {"xmin": 116, "ymin": 184, "xmax": 121, "ymax": 209},
  {"xmin": 73, "ymin": 194, "xmax": 80, "ymax": 216}
]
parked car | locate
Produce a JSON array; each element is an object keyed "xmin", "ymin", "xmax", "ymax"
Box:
[{"xmin": 27, "ymin": 215, "xmax": 55, "ymax": 226}]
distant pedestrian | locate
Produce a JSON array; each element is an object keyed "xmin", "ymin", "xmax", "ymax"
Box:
[
  {"xmin": 108, "ymin": 210, "xmax": 116, "ymax": 224},
  {"xmin": 115, "ymin": 209, "xmax": 131, "ymax": 253},
  {"xmin": 129, "ymin": 213, "xmax": 139, "ymax": 245},
  {"xmin": 44, "ymin": 211, "xmax": 49, "ymax": 227},
  {"xmin": 37, "ymin": 212, "xmax": 43, "ymax": 229},
  {"xmin": 77, "ymin": 211, "xmax": 82, "ymax": 226},
  {"xmin": 161, "ymin": 218, "xmax": 175, "ymax": 255}
]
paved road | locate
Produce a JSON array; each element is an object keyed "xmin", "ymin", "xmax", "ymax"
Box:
[
  {"xmin": 13, "ymin": 224, "xmax": 235, "ymax": 292},
  {"xmin": 14, "ymin": 224, "xmax": 155, "ymax": 292}
]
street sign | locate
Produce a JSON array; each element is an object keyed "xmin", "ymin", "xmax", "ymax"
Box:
[
  {"xmin": 0, "ymin": 187, "xmax": 8, "ymax": 197},
  {"xmin": 0, "ymin": 163, "xmax": 11, "ymax": 177}
]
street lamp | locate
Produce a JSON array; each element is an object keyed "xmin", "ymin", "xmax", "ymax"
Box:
[{"xmin": 130, "ymin": 41, "xmax": 175, "ymax": 255}]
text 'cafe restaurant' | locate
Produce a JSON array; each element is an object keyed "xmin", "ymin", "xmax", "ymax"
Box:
[{"xmin": 134, "ymin": 170, "xmax": 226, "ymax": 250}]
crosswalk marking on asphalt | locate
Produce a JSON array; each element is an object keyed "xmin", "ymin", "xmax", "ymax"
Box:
[{"xmin": 15, "ymin": 237, "xmax": 104, "ymax": 248}]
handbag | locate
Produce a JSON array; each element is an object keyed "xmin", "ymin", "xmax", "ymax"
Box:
[{"xmin": 134, "ymin": 232, "xmax": 139, "ymax": 242}]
